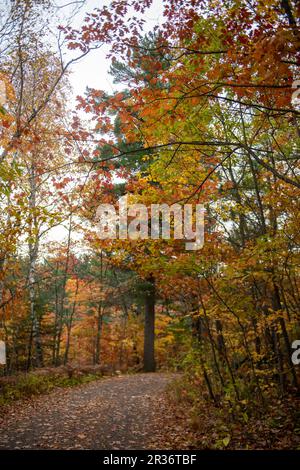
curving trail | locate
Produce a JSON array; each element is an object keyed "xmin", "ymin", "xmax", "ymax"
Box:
[{"xmin": 0, "ymin": 373, "xmax": 178, "ymax": 450}]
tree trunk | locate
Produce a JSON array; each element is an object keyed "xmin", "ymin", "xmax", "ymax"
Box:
[
  {"xmin": 94, "ymin": 301, "xmax": 103, "ymax": 365},
  {"xmin": 143, "ymin": 275, "xmax": 156, "ymax": 372},
  {"xmin": 54, "ymin": 217, "xmax": 72, "ymax": 366},
  {"xmin": 28, "ymin": 163, "xmax": 43, "ymax": 368},
  {"xmin": 64, "ymin": 277, "xmax": 79, "ymax": 365}
]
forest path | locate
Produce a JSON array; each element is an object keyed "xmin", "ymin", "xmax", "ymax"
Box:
[{"xmin": 0, "ymin": 373, "xmax": 178, "ymax": 449}]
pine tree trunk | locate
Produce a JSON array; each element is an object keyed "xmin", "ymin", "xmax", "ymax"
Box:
[
  {"xmin": 94, "ymin": 301, "xmax": 103, "ymax": 365},
  {"xmin": 143, "ymin": 275, "xmax": 156, "ymax": 372}
]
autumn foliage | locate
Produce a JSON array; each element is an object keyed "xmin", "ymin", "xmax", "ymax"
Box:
[{"xmin": 0, "ymin": 0, "xmax": 300, "ymax": 449}]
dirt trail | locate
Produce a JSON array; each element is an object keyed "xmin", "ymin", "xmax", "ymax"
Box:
[{"xmin": 0, "ymin": 373, "xmax": 177, "ymax": 450}]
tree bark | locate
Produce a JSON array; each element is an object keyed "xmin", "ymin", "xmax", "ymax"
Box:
[
  {"xmin": 94, "ymin": 301, "xmax": 103, "ymax": 365},
  {"xmin": 143, "ymin": 275, "xmax": 156, "ymax": 372},
  {"xmin": 28, "ymin": 163, "xmax": 43, "ymax": 368},
  {"xmin": 64, "ymin": 277, "xmax": 79, "ymax": 365}
]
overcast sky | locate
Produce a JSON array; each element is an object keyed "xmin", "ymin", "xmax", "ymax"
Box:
[
  {"xmin": 45, "ymin": 0, "xmax": 163, "ymax": 247},
  {"xmin": 60, "ymin": 0, "xmax": 164, "ymax": 102}
]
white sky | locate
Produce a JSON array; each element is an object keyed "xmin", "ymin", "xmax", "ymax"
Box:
[
  {"xmin": 64, "ymin": 0, "xmax": 164, "ymax": 100},
  {"xmin": 46, "ymin": 0, "xmax": 163, "ymax": 247}
]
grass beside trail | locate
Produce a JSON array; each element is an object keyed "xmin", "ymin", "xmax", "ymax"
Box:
[{"xmin": 0, "ymin": 370, "xmax": 104, "ymax": 409}]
